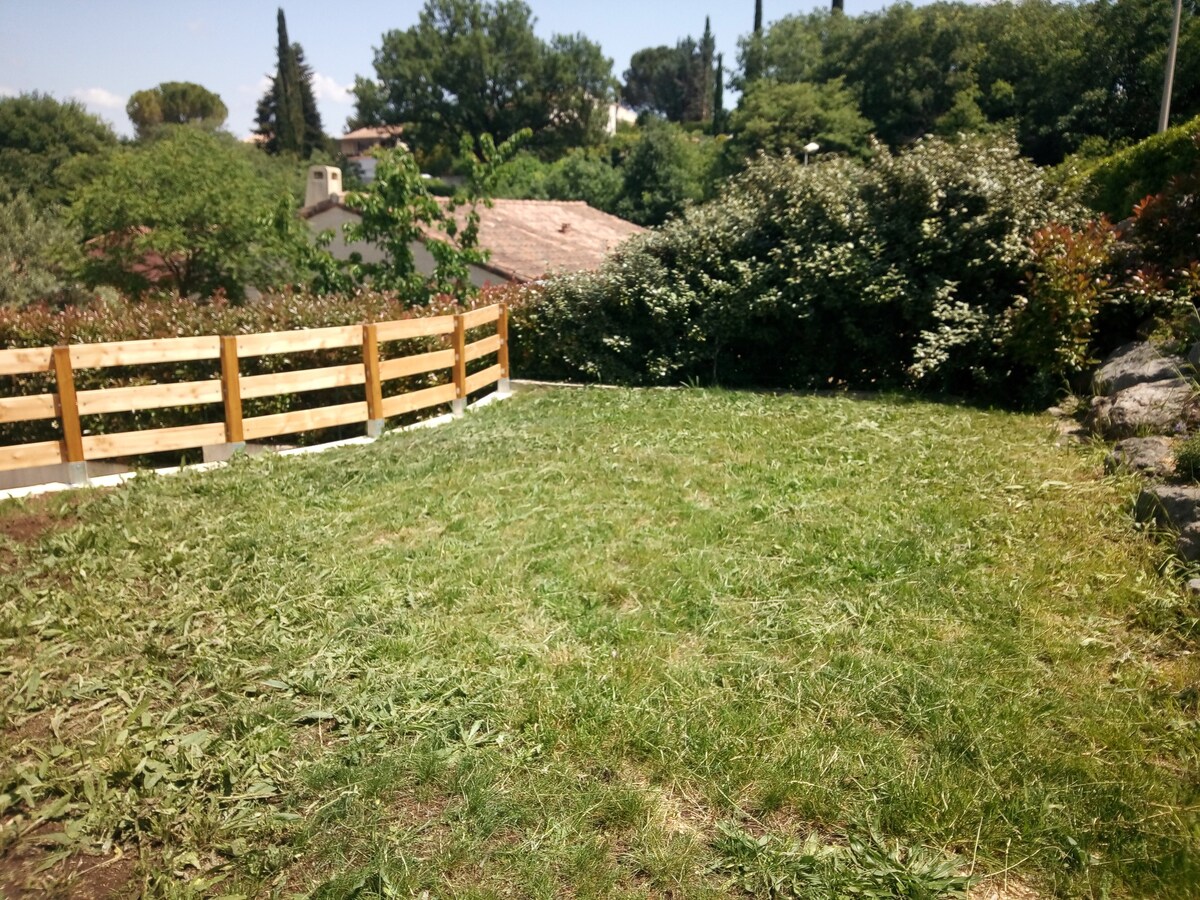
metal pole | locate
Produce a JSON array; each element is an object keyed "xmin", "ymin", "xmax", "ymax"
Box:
[{"xmin": 1159, "ymin": 0, "xmax": 1183, "ymax": 133}]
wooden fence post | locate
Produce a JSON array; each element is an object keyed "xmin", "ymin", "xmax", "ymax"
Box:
[
  {"xmin": 497, "ymin": 302, "xmax": 511, "ymax": 395},
  {"xmin": 451, "ymin": 313, "xmax": 467, "ymax": 416},
  {"xmin": 52, "ymin": 346, "xmax": 88, "ymax": 485},
  {"xmin": 214, "ymin": 335, "xmax": 246, "ymax": 461},
  {"xmin": 363, "ymin": 323, "xmax": 384, "ymax": 438}
]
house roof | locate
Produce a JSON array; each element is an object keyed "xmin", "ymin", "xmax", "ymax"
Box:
[
  {"xmin": 465, "ymin": 199, "xmax": 645, "ymax": 282},
  {"xmin": 340, "ymin": 125, "xmax": 406, "ymax": 142},
  {"xmin": 301, "ymin": 197, "xmax": 645, "ymax": 283}
]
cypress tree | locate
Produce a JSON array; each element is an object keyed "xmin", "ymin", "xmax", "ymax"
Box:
[
  {"xmin": 254, "ymin": 9, "xmax": 325, "ymax": 157},
  {"xmin": 712, "ymin": 52, "xmax": 725, "ymax": 134},
  {"xmin": 746, "ymin": 0, "xmax": 765, "ymax": 83},
  {"xmin": 274, "ymin": 8, "xmax": 305, "ymax": 155},
  {"xmin": 699, "ymin": 17, "xmax": 716, "ymax": 122}
]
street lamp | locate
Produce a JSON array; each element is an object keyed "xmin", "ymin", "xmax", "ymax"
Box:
[{"xmin": 803, "ymin": 141, "xmax": 820, "ymax": 165}]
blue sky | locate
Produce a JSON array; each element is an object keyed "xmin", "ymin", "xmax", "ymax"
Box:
[{"xmin": 1, "ymin": 1, "xmax": 927, "ymax": 139}]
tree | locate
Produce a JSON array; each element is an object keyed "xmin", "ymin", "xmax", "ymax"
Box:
[
  {"xmin": 340, "ymin": 132, "xmax": 526, "ymax": 301},
  {"xmin": 0, "ymin": 193, "xmax": 85, "ymax": 307},
  {"xmin": 125, "ymin": 82, "xmax": 227, "ymax": 139},
  {"xmin": 623, "ymin": 25, "xmax": 722, "ymax": 124},
  {"xmin": 71, "ymin": 127, "xmax": 304, "ymax": 299},
  {"xmin": 350, "ymin": 0, "xmax": 615, "ymax": 157},
  {"xmin": 545, "ymin": 149, "xmax": 624, "ymax": 213},
  {"xmin": 623, "ymin": 45, "xmax": 690, "ymax": 120},
  {"xmin": 541, "ymin": 33, "xmax": 617, "ymax": 153},
  {"xmin": 728, "ymin": 78, "xmax": 873, "ymax": 160},
  {"xmin": 745, "ymin": 0, "xmax": 765, "ymax": 83},
  {"xmin": 712, "ymin": 53, "xmax": 728, "ymax": 134},
  {"xmin": 0, "ymin": 93, "xmax": 118, "ymax": 206},
  {"xmin": 617, "ymin": 119, "xmax": 712, "ymax": 225},
  {"xmin": 255, "ymin": 8, "xmax": 326, "ymax": 157},
  {"xmin": 695, "ymin": 18, "xmax": 716, "ymax": 122}
]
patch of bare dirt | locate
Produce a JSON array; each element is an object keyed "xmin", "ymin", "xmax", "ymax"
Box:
[
  {"xmin": 0, "ymin": 497, "xmax": 80, "ymax": 574},
  {"xmin": 969, "ymin": 874, "xmax": 1043, "ymax": 900},
  {"xmin": 0, "ymin": 828, "xmax": 135, "ymax": 900}
]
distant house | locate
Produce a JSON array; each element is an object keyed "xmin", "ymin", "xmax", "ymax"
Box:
[
  {"xmin": 606, "ymin": 103, "xmax": 638, "ymax": 134},
  {"xmin": 299, "ymin": 165, "xmax": 644, "ymax": 287},
  {"xmin": 339, "ymin": 126, "xmax": 407, "ymax": 182}
]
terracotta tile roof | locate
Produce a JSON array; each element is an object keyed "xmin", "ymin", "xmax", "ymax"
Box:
[
  {"xmin": 300, "ymin": 196, "xmax": 645, "ymax": 283},
  {"xmin": 340, "ymin": 125, "xmax": 405, "ymax": 141},
  {"xmin": 464, "ymin": 199, "xmax": 645, "ymax": 282}
]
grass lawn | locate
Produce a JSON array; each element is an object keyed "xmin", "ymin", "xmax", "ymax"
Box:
[{"xmin": 0, "ymin": 387, "xmax": 1197, "ymax": 899}]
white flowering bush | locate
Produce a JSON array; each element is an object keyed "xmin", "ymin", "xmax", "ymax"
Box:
[{"xmin": 513, "ymin": 135, "xmax": 1085, "ymax": 404}]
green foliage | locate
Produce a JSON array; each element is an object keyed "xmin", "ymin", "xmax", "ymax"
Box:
[
  {"xmin": 1073, "ymin": 115, "xmax": 1200, "ymax": 219},
  {"xmin": 711, "ymin": 821, "xmax": 973, "ymax": 898},
  {"xmin": 1002, "ymin": 220, "xmax": 1115, "ymax": 392},
  {"xmin": 0, "ymin": 92, "xmax": 118, "ymax": 206},
  {"xmin": 342, "ymin": 147, "xmax": 485, "ymax": 301},
  {"xmin": 616, "ymin": 118, "xmax": 717, "ymax": 225},
  {"xmin": 485, "ymin": 151, "xmax": 552, "ymax": 199},
  {"xmin": 125, "ymin": 81, "xmax": 228, "ymax": 139},
  {"xmin": 623, "ymin": 20, "xmax": 721, "ymax": 125},
  {"xmin": 255, "ymin": 9, "xmax": 327, "ymax": 158},
  {"xmin": 727, "ymin": 78, "xmax": 873, "ymax": 160},
  {"xmin": 339, "ymin": 132, "xmax": 524, "ymax": 302},
  {"xmin": 1175, "ymin": 434, "xmax": 1200, "ymax": 481},
  {"xmin": 514, "ymin": 134, "xmax": 1081, "ymax": 404},
  {"xmin": 351, "ymin": 0, "xmax": 616, "ymax": 158},
  {"xmin": 735, "ymin": 1, "xmax": 1200, "ymax": 167},
  {"xmin": 1125, "ymin": 164, "xmax": 1200, "ymax": 277},
  {"xmin": 70, "ymin": 127, "xmax": 307, "ymax": 299},
  {"xmin": 543, "ymin": 149, "xmax": 625, "ymax": 212},
  {"xmin": 0, "ymin": 193, "xmax": 86, "ymax": 307},
  {"xmin": 485, "ymin": 125, "xmax": 717, "ymax": 225}
]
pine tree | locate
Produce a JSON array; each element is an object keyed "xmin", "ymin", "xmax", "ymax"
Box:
[
  {"xmin": 832, "ymin": 0, "xmax": 844, "ymax": 13},
  {"xmin": 254, "ymin": 8, "xmax": 324, "ymax": 157}
]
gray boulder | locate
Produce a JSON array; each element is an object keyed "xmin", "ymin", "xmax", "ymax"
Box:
[
  {"xmin": 1085, "ymin": 379, "xmax": 1200, "ymax": 439},
  {"xmin": 1178, "ymin": 523, "xmax": 1200, "ymax": 562},
  {"xmin": 1189, "ymin": 342, "xmax": 1200, "ymax": 370},
  {"xmin": 1104, "ymin": 436, "xmax": 1175, "ymax": 477},
  {"xmin": 1093, "ymin": 342, "xmax": 1188, "ymax": 395},
  {"xmin": 1134, "ymin": 484, "xmax": 1200, "ymax": 530}
]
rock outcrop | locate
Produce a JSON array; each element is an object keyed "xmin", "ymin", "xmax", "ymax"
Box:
[
  {"xmin": 1093, "ymin": 342, "xmax": 1188, "ymax": 395},
  {"xmin": 1105, "ymin": 436, "xmax": 1175, "ymax": 477},
  {"xmin": 1085, "ymin": 378, "xmax": 1200, "ymax": 440}
]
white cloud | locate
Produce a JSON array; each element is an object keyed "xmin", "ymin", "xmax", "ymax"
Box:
[
  {"xmin": 0, "ymin": 86, "xmax": 16, "ymax": 98},
  {"xmin": 72, "ymin": 87, "xmax": 125, "ymax": 111},
  {"xmin": 187, "ymin": 19, "xmax": 207, "ymax": 35},
  {"xmin": 237, "ymin": 74, "xmax": 272, "ymax": 97},
  {"xmin": 311, "ymin": 73, "xmax": 352, "ymax": 106}
]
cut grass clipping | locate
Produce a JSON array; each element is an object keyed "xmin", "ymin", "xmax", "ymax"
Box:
[{"xmin": 1, "ymin": 387, "xmax": 1197, "ymax": 899}]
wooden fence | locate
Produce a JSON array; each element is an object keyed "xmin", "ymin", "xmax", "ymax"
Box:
[{"xmin": 0, "ymin": 303, "xmax": 509, "ymax": 479}]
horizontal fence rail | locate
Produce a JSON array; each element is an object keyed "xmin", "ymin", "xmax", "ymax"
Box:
[{"xmin": 0, "ymin": 304, "xmax": 510, "ymax": 481}]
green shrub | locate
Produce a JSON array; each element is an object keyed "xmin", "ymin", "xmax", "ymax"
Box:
[
  {"xmin": 1002, "ymin": 220, "xmax": 1115, "ymax": 395},
  {"xmin": 1175, "ymin": 434, "xmax": 1200, "ymax": 481},
  {"xmin": 0, "ymin": 192, "xmax": 87, "ymax": 307},
  {"xmin": 512, "ymin": 134, "xmax": 1084, "ymax": 405},
  {"xmin": 1072, "ymin": 115, "xmax": 1200, "ymax": 219}
]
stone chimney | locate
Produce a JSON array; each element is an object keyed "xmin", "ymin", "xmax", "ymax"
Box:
[{"xmin": 305, "ymin": 165, "xmax": 342, "ymax": 208}]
